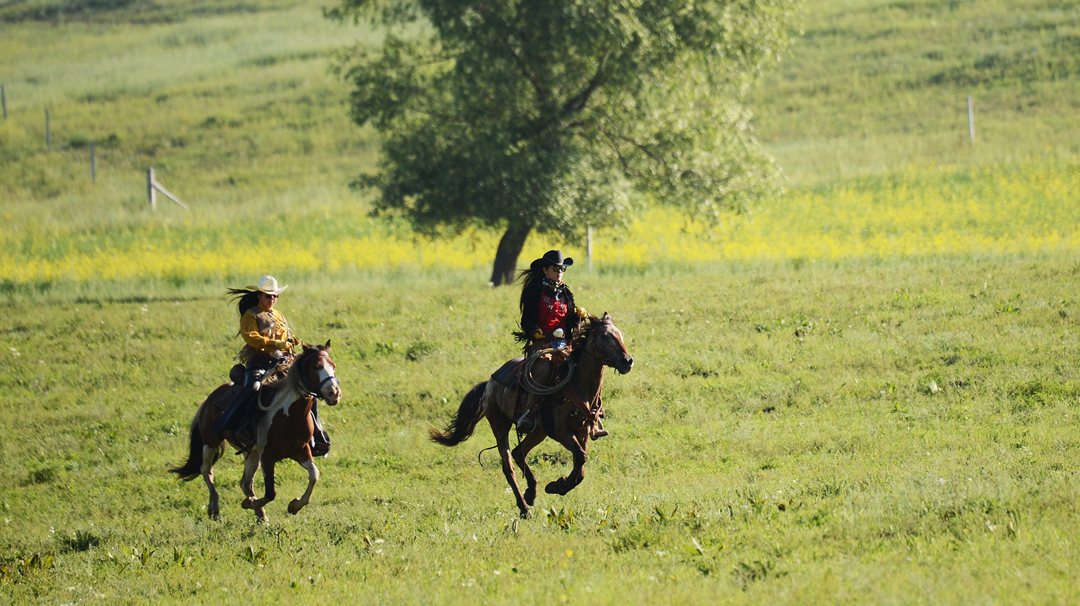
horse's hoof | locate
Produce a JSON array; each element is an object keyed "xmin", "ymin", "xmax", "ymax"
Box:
[
  {"xmin": 524, "ymin": 487, "xmax": 536, "ymax": 507},
  {"xmin": 241, "ymin": 497, "xmax": 257, "ymax": 510},
  {"xmin": 545, "ymin": 478, "xmax": 574, "ymax": 495},
  {"xmin": 288, "ymin": 499, "xmax": 304, "ymax": 515},
  {"xmin": 519, "ymin": 508, "xmax": 531, "ymax": 519}
]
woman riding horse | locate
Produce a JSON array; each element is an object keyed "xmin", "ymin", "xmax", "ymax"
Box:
[
  {"xmin": 214, "ymin": 275, "xmax": 330, "ymax": 456},
  {"xmin": 171, "ymin": 341, "xmax": 341, "ymax": 521},
  {"xmin": 431, "ymin": 313, "xmax": 633, "ymax": 518},
  {"xmin": 514, "ymin": 251, "xmax": 606, "ymax": 438}
]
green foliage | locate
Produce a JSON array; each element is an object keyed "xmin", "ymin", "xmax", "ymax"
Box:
[{"xmin": 334, "ymin": 0, "xmax": 796, "ymax": 244}]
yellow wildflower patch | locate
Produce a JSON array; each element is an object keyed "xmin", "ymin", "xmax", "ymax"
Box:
[{"xmin": 1, "ymin": 160, "xmax": 1076, "ymax": 283}]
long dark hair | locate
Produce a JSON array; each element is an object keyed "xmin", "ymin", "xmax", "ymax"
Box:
[
  {"xmin": 227, "ymin": 287, "xmax": 262, "ymax": 318},
  {"xmin": 516, "ymin": 267, "xmax": 545, "ymax": 314}
]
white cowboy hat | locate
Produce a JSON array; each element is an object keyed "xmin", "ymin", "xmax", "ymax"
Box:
[{"xmin": 248, "ymin": 275, "xmax": 288, "ymax": 295}]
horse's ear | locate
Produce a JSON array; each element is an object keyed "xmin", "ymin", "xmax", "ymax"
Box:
[
  {"xmin": 602, "ymin": 312, "xmax": 611, "ymax": 321},
  {"xmin": 324, "ymin": 339, "xmax": 331, "ymax": 350}
]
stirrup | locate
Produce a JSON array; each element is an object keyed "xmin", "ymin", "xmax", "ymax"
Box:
[
  {"xmin": 311, "ymin": 440, "xmax": 330, "ymax": 458},
  {"xmin": 516, "ymin": 412, "xmax": 536, "ymax": 433}
]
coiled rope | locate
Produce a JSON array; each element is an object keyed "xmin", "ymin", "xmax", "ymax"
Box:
[{"xmin": 519, "ymin": 349, "xmax": 576, "ymax": 395}]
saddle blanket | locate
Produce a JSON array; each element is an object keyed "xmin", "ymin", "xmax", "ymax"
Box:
[{"xmin": 490, "ymin": 357, "xmax": 525, "ymax": 389}]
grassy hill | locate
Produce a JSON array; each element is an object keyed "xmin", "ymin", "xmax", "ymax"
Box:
[
  {"xmin": 2, "ymin": 0, "xmax": 1077, "ymax": 228},
  {"xmin": 746, "ymin": 0, "xmax": 1080, "ymax": 184},
  {"xmin": 0, "ymin": 0, "xmax": 373, "ymax": 231}
]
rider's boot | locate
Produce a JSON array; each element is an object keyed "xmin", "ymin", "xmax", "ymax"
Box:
[
  {"xmin": 212, "ymin": 368, "xmax": 264, "ymax": 439},
  {"xmin": 589, "ymin": 397, "xmax": 608, "ymax": 439},
  {"xmin": 310, "ymin": 400, "xmax": 331, "ymax": 457},
  {"xmin": 213, "ymin": 377, "xmax": 251, "ymax": 438}
]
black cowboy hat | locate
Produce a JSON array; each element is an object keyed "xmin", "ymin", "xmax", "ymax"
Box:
[{"xmin": 530, "ymin": 250, "xmax": 574, "ymax": 271}]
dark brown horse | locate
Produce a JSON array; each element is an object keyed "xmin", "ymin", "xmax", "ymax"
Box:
[
  {"xmin": 170, "ymin": 342, "xmax": 341, "ymax": 521},
  {"xmin": 431, "ymin": 314, "xmax": 633, "ymax": 518}
]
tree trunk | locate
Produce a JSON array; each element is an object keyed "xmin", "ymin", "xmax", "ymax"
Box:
[{"xmin": 490, "ymin": 223, "xmax": 532, "ymax": 286}]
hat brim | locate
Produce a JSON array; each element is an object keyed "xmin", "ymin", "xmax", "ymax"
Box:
[
  {"xmin": 247, "ymin": 284, "xmax": 288, "ymax": 295},
  {"xmin": 531, "ymin": 257, "xmax": 574, "ymax": 270}
]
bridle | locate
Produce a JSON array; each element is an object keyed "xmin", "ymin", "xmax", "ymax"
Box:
[{"xmin": 296, "ymin": 351, "xmax": 339, "ymax": 400}]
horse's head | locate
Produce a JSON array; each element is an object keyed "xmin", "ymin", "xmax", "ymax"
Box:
[
  {"xmin": 296, "ymin": 340, "xmax": 341, "ymax": 406},
  {"xmin": 584, "ymin": 313, "xmax": 634, "ymax": 375}
]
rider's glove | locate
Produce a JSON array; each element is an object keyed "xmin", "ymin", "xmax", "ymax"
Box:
[
  {"xmin": 576, "ymin": 306, "xmax": 587, "ymax": 318},
  {"xmin": 531, "ymin": 329, "xmax": 544, "ymax": 340}
]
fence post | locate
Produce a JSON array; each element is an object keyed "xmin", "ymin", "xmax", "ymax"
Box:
[
  {"xmin": 146, "ymin": 167, "xmax": 188, "ymax": 211},
  {"xmin": 45, "ymin": 109, "xmax": 51, "ymax": 152},
  {"xmin": 90, "ymin": 141, "xmax": 96, "ymax": 183},
  {"xmin": 587, "ymin": 226, "xmax": 594, "ymax": 270},
  {"xmin": 967, "ymin": 96, "xmax": 975, "ymax": 144},
  {"xmin": 147, "ymin": 167, "xmax": 156, "ymax": 212},
  {"xmin": 2, "ymin": 85, "xmax": 6, "ymax": 120}
]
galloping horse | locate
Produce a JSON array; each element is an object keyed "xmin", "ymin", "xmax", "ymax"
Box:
[
  {"xmin": 170, "ymin": 342, "xmax": 341, "ymax": 521},
  {"xmin": 431, "ymin": 314, "xmax": 634, "ymax": 518}
]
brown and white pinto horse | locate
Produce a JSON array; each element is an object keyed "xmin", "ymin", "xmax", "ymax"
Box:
[
  {"xmin": 170, "ymin": 342, "xmax": 341, "ymax": 521},
  {"xmin": 431, "ymin": 314, "xmax": 633, "ymax": 518}
]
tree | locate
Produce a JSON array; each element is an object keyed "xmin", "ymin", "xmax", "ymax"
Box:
[{"xmin": 331, "ymin": 0, "xmax": 797, "ymax": 285}]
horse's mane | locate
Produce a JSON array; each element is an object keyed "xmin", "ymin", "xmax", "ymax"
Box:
[
  {"xmin": 568, "ymin": 315, "xmax": 603, "ymax": 364},
  {"xmin": 264, "ymin": 345, "xmax": 321, "ymax": 397}
]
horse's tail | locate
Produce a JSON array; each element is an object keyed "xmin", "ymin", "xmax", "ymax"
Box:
[
  {"xmin": 429, "ymin": 382, "xmax": 488, "ymax": 446},
  {"xmin": 169, "ymin": 413, "xmax": 217, "ymax": 481}
]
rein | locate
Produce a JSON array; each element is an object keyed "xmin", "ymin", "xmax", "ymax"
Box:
[
  {"xmin": 254, "ymin": 352, "xmax": 335, "ymax": 412},
  {"xmin": 524, "ymin": 322, "xmax": 609, "ymax": 427},
  {"xmin": 291, "ymin": 350, "xmax": 337, "ymax": 400},
  {"xmin": 561, "ymin": 366, "xmax": 605, "ymax": 425}
]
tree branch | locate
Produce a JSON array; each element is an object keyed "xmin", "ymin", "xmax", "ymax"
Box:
[{"xmin": 561, "ymin": 46, "xmax": 610, "ymax": 116}]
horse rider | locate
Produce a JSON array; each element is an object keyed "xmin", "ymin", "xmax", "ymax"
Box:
[
  {"xmin": 213, "ymin": 275, "xmax": 331, "ymax": 456},
  {"xmin": 514, "ymin": 250, "xmax": 606, "ymax": 438}
]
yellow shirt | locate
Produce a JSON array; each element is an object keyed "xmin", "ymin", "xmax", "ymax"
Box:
[{"xmin": 239, "ymin": 303, "xmax": 291, "ymax": 354}]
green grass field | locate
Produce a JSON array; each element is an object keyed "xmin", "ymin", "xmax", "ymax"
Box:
[
  {"xmin": 2, "ymin": 257, "xmax": 1080, "ymax": 603},
  {"xmin": 2, "ymin": 0, "xmax": 1080, "ymax": 602}
]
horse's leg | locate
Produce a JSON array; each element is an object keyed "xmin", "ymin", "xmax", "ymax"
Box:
[
  {"xmin": 511, "ymin": 429, "xmax": 547, "ymax": 508},
  {"xmin": 489, "ymin": 411, "xmax": 531, "ymax": 518},
  {"xmin": 200, "ymin": 443, "xmax": 221, "ymax": 520},
  {"xmin": 544, "ymin": 428, "xmax": 588, "ymax": 496},
  {"xmin": 288, "ymin": 450, "xmax": 319, "ymax": 515},
  {"xmin": 239, "ymin": 448, "xmax": 269, "ymax": 521},
  {"xmin": 243, "ymin": 457, "xmax": 277, "ymax": 521}
]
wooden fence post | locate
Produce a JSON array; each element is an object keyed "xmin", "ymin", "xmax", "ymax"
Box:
[
  {"xmin": 147, "ymin": 167, "xmax": 156, "ymax": 211},
  {"xmin": 967, "ymin": 96, "xmax": 975, "ymax": 144},
  {"xmin": 587, "ymin": 226, "xmax": 594, "ymax": 270},
  {"xmin": 147, "ymin": 167, "xmax": 189, "ymax": 211}
]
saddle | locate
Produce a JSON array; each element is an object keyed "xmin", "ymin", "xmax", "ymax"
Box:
[
  {"xmin": 221, "ymin": 361, "xmax": 291, "ymax": 403},
  {"xmin": 213, "ymin": 360, "xmax": 293, "ymax": 449},
  {"xmin": 490, "ymin": 349, "xmax": 570, "ymax": 391},
  {"xmin": 491, "ymin": 357, "xmax": 526, "ymax": 389}
]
